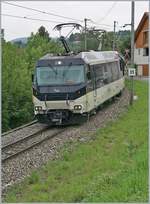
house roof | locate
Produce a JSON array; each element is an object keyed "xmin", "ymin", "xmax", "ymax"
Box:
[{"xmin": 135, "ymin": 12, "xmax": 149, "ymax": 42}]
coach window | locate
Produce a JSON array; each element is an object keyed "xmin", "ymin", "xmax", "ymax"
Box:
[
  {"xmin": 111, "ymin": 62, "xmax": 119, "ymax": 81},
  {"xmin": 104, "ymin": 64, "xmax": 112, "ymax": 84},
  {"xmin": 93, "ymin": 64, "xmax": 104, "ymax": 88}
]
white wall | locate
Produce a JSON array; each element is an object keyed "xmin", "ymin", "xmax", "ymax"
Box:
[{"xmin": 134, "ymin": 47, "xmax": 148, "ymax": 65}]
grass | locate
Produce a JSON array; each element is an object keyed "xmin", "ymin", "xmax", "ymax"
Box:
[{"xmin": 4, "ymin": 80, "xmax": 148, "ymax": 202}]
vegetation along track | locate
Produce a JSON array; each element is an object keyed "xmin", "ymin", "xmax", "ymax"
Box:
[{"xmin": 2, "ymin": 121, "xmax": 65, "ymax": 162}]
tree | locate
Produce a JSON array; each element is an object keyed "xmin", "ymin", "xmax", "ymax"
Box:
[
  {"xmin": 37, "ymin": 26, "xmax": 50, "ymax": 40},
  {"xmin": 2, "ymin": 41, "xmax": 33, "ymax": 131},
  {"xmin": 25, "ymin": 33, "xmax": 63, "ymax": 73},
  {"xmin": 68, "ymin": 30, "xmax": 131, "ymax": 54},
  {"xmin": 2, "ymin": 28, "xmax": 64, "ymax": 132}
]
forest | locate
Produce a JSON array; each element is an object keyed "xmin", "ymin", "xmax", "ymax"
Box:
[{"xmin": 2, "ymin": 26, "xmax": 130, "ymax": 132}]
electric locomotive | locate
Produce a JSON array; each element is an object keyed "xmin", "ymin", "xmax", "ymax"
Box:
[{"xmin": 32, "ymin": 51, "xmax": 125, "ymax": 125}]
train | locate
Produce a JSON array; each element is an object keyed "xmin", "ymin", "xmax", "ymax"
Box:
[{"xmin": 32, "ymin": 50, "xmax": 125, "ymax": 125}]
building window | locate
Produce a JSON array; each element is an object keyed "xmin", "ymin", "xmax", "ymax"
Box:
[
  {"xmin": 138, "ymin": 49, "xmax": 140, "ymax": 55},
  {"xmin": 143, "ymin": 47, "xmax": 149, "ymax": 56},
  {"xmin": 143, "ymin": 31, "xmax": 148, "ymax": 45}
]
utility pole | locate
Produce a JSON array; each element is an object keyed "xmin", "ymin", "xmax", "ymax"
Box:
[
  {"xmin": 1, "ymin": 29, "xmax": 4, "ymax": 40},
  {"xmin": 113, "ymin": 21, "xmax": 117, "ymax": 50},
  {"xmin": 130, "ymin": 1, "xmax": 135, "ymax": 105},
  {"xmin": 84, "ymin": 18, "xmax": 90, "ymax": 51},
  {"xmin": 131, "ymin": 1, "xmax": 135, "ymax": 67}
]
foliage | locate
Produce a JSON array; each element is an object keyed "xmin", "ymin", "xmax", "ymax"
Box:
[
  {"xmin": 2, "ymin": 41, "xmax": 32, "ymax": 131},
  {"xmin": 4, "ymin": 81, "xmax": 148, "ymax": 202},
  {"xmin": 25, "ymin": 33, "xmax": 63, "ymax": 74},
  {"xmin": 2, "ymin": 26, "xmax": 63, "ymax": 132},
  {"xmin": 116, "ymin": 30, "xmax": 131, "ymax": 54},
  {"xmin": 37, "ymin": 26, "xmax": 50, "ymax": 40},
  {"xmin": 28, "ymin": 171, "xmax": 40, "ymax": 184},
  {"xmin": 68, "ymin": 30, "xmax": 131, "ymax": 55}
]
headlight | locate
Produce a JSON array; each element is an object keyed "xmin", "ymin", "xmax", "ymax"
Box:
[
  {"xmin": 74, "ymin": 105, "xmax": 82, "ymax": 110},
  {"xmin": 35, "ymin": 106, "xmax": 42, "ymax": 111}
]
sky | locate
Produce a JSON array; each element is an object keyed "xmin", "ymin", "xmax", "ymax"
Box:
[{"xmin": 1, "ymin": 1, "xmax": 149, "ymax": 41}]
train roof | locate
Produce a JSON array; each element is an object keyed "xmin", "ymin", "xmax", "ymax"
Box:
[
  {"xmin": 78, "ymin": 51, "xmax": 119, "ymax": 64},
  {"xmin": 38, "ymin": 51, "xmax": 119, "ymax": 65}
]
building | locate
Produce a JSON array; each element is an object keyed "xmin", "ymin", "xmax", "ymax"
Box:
[{"xmin": 134, "ymin": 12, "xmax": 149, "ymax": 76}]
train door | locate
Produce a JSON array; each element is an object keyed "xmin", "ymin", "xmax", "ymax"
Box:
[
  {"xmin": 86, "ymin": 65, "xmax": 96, "ymax": 112},
  {"xmin": 93, "ymin": 63, "xmax": 110, "ymax": 105},
  {"xmin": 91, "ymin": 66, "xmax": 97, "ymax": 110}
]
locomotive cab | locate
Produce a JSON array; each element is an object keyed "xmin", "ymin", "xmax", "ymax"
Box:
[
  {"xmin": 32, "ymin": 51, "xmax": 125, "ymax": 125},
  {"xmin": 32, "ymin": 55, "xmax": 88, "ymax": 125}
]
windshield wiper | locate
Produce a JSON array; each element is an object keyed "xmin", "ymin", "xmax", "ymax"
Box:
[
  {"xmin": 48, "ymin": 63, "xmax": 57, "ymax": 75},
  {"xmin": 62, "ymin": 62, "xmax": 72, "ymax": 78}
]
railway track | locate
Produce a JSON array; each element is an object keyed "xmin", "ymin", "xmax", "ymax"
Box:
[
  {"xmin": 2, "ymin": 125, "xmax": 65, "ymax": 162},
  {"xmin": 2, "ymin": 120, "xmax": 38, "ymax": 137}
]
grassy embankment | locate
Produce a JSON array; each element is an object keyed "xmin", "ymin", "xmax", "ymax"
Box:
[{"xmin": 5, "ymin": 80, "xmax": 148, "ymax": 202}]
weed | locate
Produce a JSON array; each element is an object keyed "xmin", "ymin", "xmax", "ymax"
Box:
[{"xmin": 28, "ymin": 171, "xmax": 39, "ymax": 184}]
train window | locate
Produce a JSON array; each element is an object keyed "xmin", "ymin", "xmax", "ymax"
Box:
[
  {"xmin": 93, "ymin": 64, "xmax": 104, "ymax": 88},
  {"xmin": 104, "ymin": 64, "xmax": 113, "ymax": 84},
  {"xmin": 87, "ymin": 72, "xmax": 91, "ymax": 80},
  {"xmin": 111, "ymin": 62, "xmax": 119, "ymax": 81},
  {"xmin": 104, "ymin": 66, "xmax": 107, "ymax": 73},
  {"xmin": 33, "ymin": 70, "xmax": 37, "ymax": 85},
  {"xmin": 118, "ymin": 61, "xmax": 123, "ymax": 78},
  {"xmin": 86, "ymin": 65, "xmax": 92, "ymax": 81},
  {"xmin": 86, "ymin": 66, "xmax": 94, "ymax": 91},
  {"xmin": 36, "ymin": 65, "xmax": 85, "ymax": 85}
]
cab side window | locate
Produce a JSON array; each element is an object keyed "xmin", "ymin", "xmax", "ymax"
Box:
[
  {"xmin": 86, "ymin": 65, "xmax": 93, "ymax": 91},
  {"xmin": 86, "ymin": 65, "xmax": 92, "ymax": 81}
]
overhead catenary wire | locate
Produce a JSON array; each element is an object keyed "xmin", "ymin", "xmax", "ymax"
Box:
[
  {"xmin": 2, "ymin": 1, "xmax": 115, "ymax": 31},
  {"xmin": 3, "ymin": 1, "xmax": 83, "ymax": 23},
  {"xmin": 89, "ymin": 20, "xmax": 113, "ymax": 28},
  {"xmin": 2, "ymin": 13, "xmax": 67, "ymax": 24},
  {"xmin": 2, "ymin": 1, "xmax": 119, "ymax": 38},
  {"xmin": 97, "ymin": 2, "xmax": 117, "ymax": 23}
]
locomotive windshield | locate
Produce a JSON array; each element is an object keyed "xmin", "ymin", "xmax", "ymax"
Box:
[{"xmin": 36, "ymin": 65, "xmax": 85, "ymax": 86}]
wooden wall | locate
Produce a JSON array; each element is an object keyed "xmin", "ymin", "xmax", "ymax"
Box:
[{"xmin": 136, "ymin": 18, "xmax": 148, "ymax": 48}]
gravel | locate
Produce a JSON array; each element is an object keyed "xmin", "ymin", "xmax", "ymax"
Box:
[
  {"xmin": 2, "ymin": 127, "xmax": 63, "ymax": 161},
  {"xmin": 2, "ymin": 89, "xmax": 130, "ymax": 195},
  {"xmin": 2, "ymin": 122, "xmax": 48, "ymax": 147}
]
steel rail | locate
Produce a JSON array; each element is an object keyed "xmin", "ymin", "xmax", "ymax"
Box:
[
  {"xmin": 2, "ymin": 125, "xmax": 49, "ymax": 149},
  {"xmin": 2, "ymin": 120, "xmax": 38, "ymax": 137},
  {"xmin": 2, "ymin": 126, "xmax": 50, "ymax": 157},
  {"xmin": 2, "ymin": 127, "xmax": 65, "ymax": 162}
]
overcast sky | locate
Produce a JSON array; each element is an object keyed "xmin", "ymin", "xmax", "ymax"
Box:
[{"xmin": 1, "ymin": 1, "xmax": 149, "ymax": 41}]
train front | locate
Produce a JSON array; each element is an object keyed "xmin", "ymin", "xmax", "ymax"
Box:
[{"xmin": 32, "ymin": 55, "xmax": 87, "ymax": 125}]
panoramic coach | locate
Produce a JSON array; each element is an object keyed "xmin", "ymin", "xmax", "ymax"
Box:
[{"xmin": 32, "ymin": 51, "xmax": 125, "ymax": 125}]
